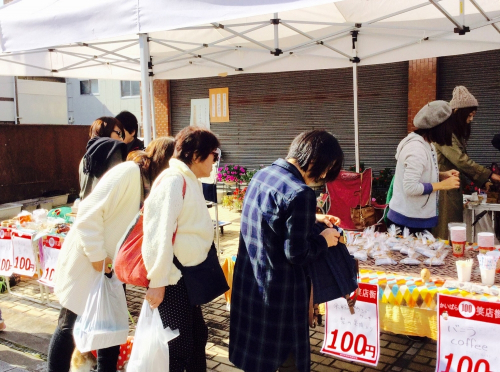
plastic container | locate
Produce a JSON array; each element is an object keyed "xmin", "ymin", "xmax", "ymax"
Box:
[
  {"xmin": 0, "ymin": 203, "xmax": 23, "ymax": 219},
  {"xmin": 449, "ymin": 224, "xmax": 466, "ymax": 257},
  {"xmin": 51, "ymin": 194, "xmax": 69, "ymax": 207}
]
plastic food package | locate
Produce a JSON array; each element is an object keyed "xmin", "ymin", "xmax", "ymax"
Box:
[
  {"xmin": 127, "ymin": 300, "xmax": 179, "ymax": 372},
  {"xmin": 400, "ymin": 252, "xmax": 422, "ymax": 265},
  {"xmin": 347, "ymin": 245, "xmax": 359, "ymax": 254},
  {"xmin": 390, "ymin": 243, "xmax": 405, "ymax": 252},
  {"xmin": 423, "ymin": 250, "xmax": 449, "ymax": 266},
  {"xmin": 375, "ymin": 257, "xmax": 397, "ymax": 265},
  {"xmin": 73, "ymin": 271, "xmax": 129, "ymax": 352},
  {"xmin": 353, "ymin": 250, "xmax": 368, "ymax": 261}
]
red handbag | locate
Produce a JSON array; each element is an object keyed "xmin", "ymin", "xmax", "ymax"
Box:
[{"xmin": 115, "ymin": 176, "xmax": 186, "ymax": 287}]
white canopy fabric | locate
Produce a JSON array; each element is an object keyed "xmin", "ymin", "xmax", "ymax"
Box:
[{"xmin": 0, "ymin": 0, "xmax": 499, "ymax": 80}]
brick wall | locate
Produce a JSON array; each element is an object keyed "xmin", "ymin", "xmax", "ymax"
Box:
[
  {"xmin": 153, "ymin": 80, "xmax": 171, "ymax": 137},
  {"xmin": 408, "ymin": 58, "xmax": 437, "ymax": 132},
  {"xmin": 139, "ymin": 80, "xmax": 171, "ymax": 139}
]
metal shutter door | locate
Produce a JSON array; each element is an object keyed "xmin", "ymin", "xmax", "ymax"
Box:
[
  {"xmin": 438, "ymin": 49, "xmax": 500, "ymax": 168},
  {"xmin": 171, "ymin": 61, "xmax": 408, "ymax": 171}
]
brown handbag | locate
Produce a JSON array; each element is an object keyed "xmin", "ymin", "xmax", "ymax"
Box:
[{"xmin": 350, "ymin": 171, "xmax": 376, "ymax": 229}]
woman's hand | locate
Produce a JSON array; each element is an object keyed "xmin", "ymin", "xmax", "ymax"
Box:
[
  {"xmin": 91, "ymin": 257, "xmax": 113, "ymax": 274},
  {"xmin": 320, "ymin": 228, "xmax": 341, "ymax": 247},
  {"xmin": 434, "ymin": 175, "xmax": 460, "ymax": 191},
  {"xmin": 491, "ymin": 173, "xmax": 500, "ymax": 183},
  {"xmin": 316, "ymin": 214, "xmax": 341, "ymax": 227},
  {"xmin": 145, "ymin": 287, "xmax": 165, "ymax": 309},
  {"xmin": 439, "ymin": 169, "xmax": 459, "ymax": 180}
]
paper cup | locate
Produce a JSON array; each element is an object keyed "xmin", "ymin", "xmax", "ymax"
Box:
[
  {"xmin": 486, "ymin": 250, "xmax": 500, "ymax": 273},
  {"xmin": 480, "ymin": 268, "xmax": 496, "ymax": 286},
  {"xmin": 456, "ymin": 261, "xmax": 472, "ymax": 282},
  {"xmin": 478, "ymin": 232, "xmax": 495, "ymax": 254},
  {"xmin": 450, "ymin": 225, "xmax": 466, "ymax": 257}
]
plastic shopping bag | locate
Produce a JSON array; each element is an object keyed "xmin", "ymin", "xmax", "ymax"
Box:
[
  {"xmin": 127, "ymin": 300, "xmax": 179, "ymax": 372},
  {"xmin": 73, "ymin": 272, "xmax": 129, "ymax": 353}
]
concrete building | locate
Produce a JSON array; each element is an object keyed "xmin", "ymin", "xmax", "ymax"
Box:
[{"xmin": 66, "ymin": 78, "xmax": 141, "ymax": 126}]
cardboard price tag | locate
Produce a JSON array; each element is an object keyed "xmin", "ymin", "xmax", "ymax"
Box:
[
  {"xmin": 437, "ymin": 294, "xmax": 500, "ymax": 372},
  {"xmin": 321, "ymin": 282, "xmax": 380, "ymax": 366},
  {"xmin": 0, "ymin": 228, "xmax": 14, "ymax": 276},
  {"xmin": 38, "ymin": 236, "xmax": 62, "ymax": 287},
  {"xmin": 11, "ymin": 230, "xmax": 36, "ymax": 277}
]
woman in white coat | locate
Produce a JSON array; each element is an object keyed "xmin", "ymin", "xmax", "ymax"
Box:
[{"xmin": 47, "ymin": 137, "xmax": 175, "ymax": 372}]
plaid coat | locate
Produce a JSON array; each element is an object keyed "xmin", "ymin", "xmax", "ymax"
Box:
[{"xmin": 229, "ymin": 159, "xmax": 328, "ymax": 372}]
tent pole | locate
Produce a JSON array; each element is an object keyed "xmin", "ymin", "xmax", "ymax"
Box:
[
  {"xmin": 460, "ymin": 0, "xmax": 465, "ymax": 27},
  {"xmin": 351, "ymin": 31, "xmax": 360, "ymax": 173},
  {"xmin": 274, "ymin": 13, "xmax": 279, "ymax": 51},
  {"xmin": 150, "ymin": 74, "xmax": 157, "ymax": 140},
  {"xmin": 139, "ymin": 33, "xmax": 152, "ymax": 145}
]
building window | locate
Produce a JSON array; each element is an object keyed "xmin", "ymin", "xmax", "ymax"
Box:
[
  {"xmin": 121, "ymin": 81, "xmax": 140, "ymax": 98},
  {"xmin": 80, "ymin": 79, "xmax": 99, "ymax": 95}
]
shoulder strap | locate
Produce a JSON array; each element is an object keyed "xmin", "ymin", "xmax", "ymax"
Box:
[{"xmin": 172, "ymin": 175, "xmax": 187, "ymax": 271}]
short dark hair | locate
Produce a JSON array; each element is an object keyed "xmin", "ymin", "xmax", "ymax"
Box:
[
  {"xmin": 286, "ymin": 130, "xmax": 344, "ymax": 183},
  {"xmin": 174, "ymin": 126, "xmax": 220, "ymax": 165},
  {"xmin": 89, "ymin": 117, "xmax": 123, "ymax": 139},
  {"xmin": 414, "ymin": 112, "xmax": 456, "ymax": 146},
  {"xmin": 127, "ymin": 136, "xmax": 176, "ymax": 183},
  {"xmin": 453, "ymin": 107, "xmax": 477, "ymax": 141},
  {"xmin": 116, "ymin": 111, "xmax": 139, "ymax": 138}
]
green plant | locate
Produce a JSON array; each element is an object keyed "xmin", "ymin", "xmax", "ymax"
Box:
[{"xmin": 240, "ymin": 164, "xmax": 266, "ymax": 184}]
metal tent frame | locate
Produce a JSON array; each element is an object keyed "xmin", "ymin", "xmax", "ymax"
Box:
[{"xmin": 0, "ymin": 0, "xmax": 499, "ymax": 170}]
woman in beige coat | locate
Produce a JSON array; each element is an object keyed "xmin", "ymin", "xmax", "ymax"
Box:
[
  {"xmin": 48, "ymin": 137, "xmax": 175, "ymax": 372},
  {"xmin": 433, "ymin": 86, "xmax": 500, "ymax": 239}
]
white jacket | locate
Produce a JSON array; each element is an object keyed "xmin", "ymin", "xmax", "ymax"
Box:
[
  {"xmin": 389, "ymin": 132, "xmax": 439, "ymax": 222},
  {"xmin": 142, "ymin": 158, "xmax": 213, "ymax": 288},
  {"xmin": 54, "ymin": 162, "xmax": 141, "ymax": 315}
]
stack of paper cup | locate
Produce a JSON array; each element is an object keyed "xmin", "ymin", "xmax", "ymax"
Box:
[
  {"xmin": 478, "ymin": 232, "xmax": 495, "ymax": 254},
  {"xmin": 456, "ymin": 259, "xmax": 473, "ymax": 282},
  {"xmin": 486, "ymin": 250, "xmax": 500, "ymax": 274},
  {"xmin": 450, "ymin": 225, "xmax": 466, "ymax": 257},
  {"xmin": 477, "ymin": 254, "xmax": 498, "ymax": 286}
]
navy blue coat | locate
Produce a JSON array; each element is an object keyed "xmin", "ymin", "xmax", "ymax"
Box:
[{"xmin": 229, "ymin": 159, "xmax": 328, "ymax": 372}]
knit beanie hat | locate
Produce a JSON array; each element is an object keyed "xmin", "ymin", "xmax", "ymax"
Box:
[
  {"xmin": 449, "ymin": 86, "xmax": 478, "ymax": 109},
  {"xmin": 413, "ymin": 101, "xmax": 452, "ymax": 129}
]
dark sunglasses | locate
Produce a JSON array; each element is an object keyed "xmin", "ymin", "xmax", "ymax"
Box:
[
  {"xmin": 112, "ymin": 130, "xmax": 124, "ymax": 139},
  {"xmin": 211, "ymin": 151, "xmax": 220, "ymax": 163}
]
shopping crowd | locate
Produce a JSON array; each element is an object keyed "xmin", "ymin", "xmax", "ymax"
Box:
[{"xmin": 44, "ymin": 85, "xmax": 500, "ymax": 372}]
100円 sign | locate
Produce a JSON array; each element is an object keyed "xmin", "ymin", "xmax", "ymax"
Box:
[
  {"xmin": 437, "ymin": 294, "xmax": 499, "ymax": 372},
  {"xmin": 321, "ymin": 282, "xmax": 380, "ymax": 366}
]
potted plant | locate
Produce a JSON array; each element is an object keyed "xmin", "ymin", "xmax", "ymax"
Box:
[{"xmin": 217, "ymin": 164, "xmax": 247, "ymax": 185}]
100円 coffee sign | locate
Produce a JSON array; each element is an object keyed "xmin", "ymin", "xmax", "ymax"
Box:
[{"xmin": 437, "ymin": 294, "xmax": 500, "ymax": 371}]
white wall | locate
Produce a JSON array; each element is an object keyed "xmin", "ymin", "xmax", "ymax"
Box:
[
  {"xmin": 17, "ymin": 80, "xmax": 68, "ymax": 124},
  {"xmin": 0, "ymin": 76, "xmax": 15, "ymax": 122},
  {"xmin": 67, "ymin": 79, "xmax": 141, "ymax": 126}
]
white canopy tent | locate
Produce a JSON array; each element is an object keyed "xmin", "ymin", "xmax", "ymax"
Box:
[{"xmin": 1, "ymin": 0, "xmax": 499, "ymax": 170}]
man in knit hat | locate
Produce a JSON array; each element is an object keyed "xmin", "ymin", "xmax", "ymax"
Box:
[{"xmin": 432, "ymin": 86, "xmax": 500, "ymax": 240}]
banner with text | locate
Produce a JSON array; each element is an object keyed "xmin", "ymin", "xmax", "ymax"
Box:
[
  {"xmin": 437, "ymin": 294, "xmax": 500, "ymax": 372},
  {"xmin": 0, "ymin": 228, "xmax": 13, "ymax": 277},
  {"xmin": 11, "ymin": 230, "xmax": 36, "ymax": 277},
  {"xmin": 322, "ymin": 282, "xmax": 380, "ymax": 366},
  {"xmin": 38, "ymin": 235, "xmax": 63, "ymax": 287}
]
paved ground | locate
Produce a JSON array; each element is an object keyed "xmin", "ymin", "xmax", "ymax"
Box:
[{"xmin": 0, "ymin": 207, "xmax": 438, "ymax": 372}]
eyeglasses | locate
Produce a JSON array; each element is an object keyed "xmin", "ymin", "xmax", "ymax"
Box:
[
  {"xmin": 112, "ymin": 130, "xmax": 123, "ymax": 139},
  {"xmin": 212, "ymin": 150, "xmax": 220, "ymax": 163}
]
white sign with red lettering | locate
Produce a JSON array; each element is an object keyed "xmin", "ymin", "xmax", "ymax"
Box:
[
  {"xmin": 321, "ymin": 282, "xmax": 380, "ymax": 366},
  {"xmin": 0, "ymin": 228, "xmax": 14, "ymax": 276},
  {"xmin": 437, "ymin": 294, "xmax": 500, "ymax": 372},
  {"xmin": 38, "ymin": 235, "xmax": 62, "ymax": 287},
  {"xmin": 11, "ymin": 230, "xmax": 36, "ymax": 277}
]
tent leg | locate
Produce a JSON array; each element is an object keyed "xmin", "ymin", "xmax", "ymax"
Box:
[
  {"xmin": 352, "ymin": 31, "xmax": 360, "ymax": 173},
  {"xmin": 139, "ymin": 33, "xmax": 152, "ymax": 146},
  {"xmin": 149, "ymin": 75, "xmax": 157, "ymax": 140}
]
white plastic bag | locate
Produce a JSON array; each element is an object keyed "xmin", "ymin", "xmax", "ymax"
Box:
[
  {"xmin": 73, "ymin": 272, "xmax": 129, "ymax": 352},
  {"xmin": 127, "ymin": 300, "xmax": 179, "ymax": 372}
]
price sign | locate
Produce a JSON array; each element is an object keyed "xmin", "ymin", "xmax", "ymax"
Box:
[
  {"xmin": 0, "ymin": 228, "xmax": 13, "ymax": 276},
  {"xmin": 38, "ymin": 235, "xmax": 62, "ymax": 287},
  {"xmin": 321, "ymin": 282, "xmax": 380, "ymax": 366},
  {"xmin": 11, "ymin": 230, "xmax": 36, "ymax": 277},
  {"xmin": 437, "ymin": 294, "xmax": 500, "ymax": 372}
]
